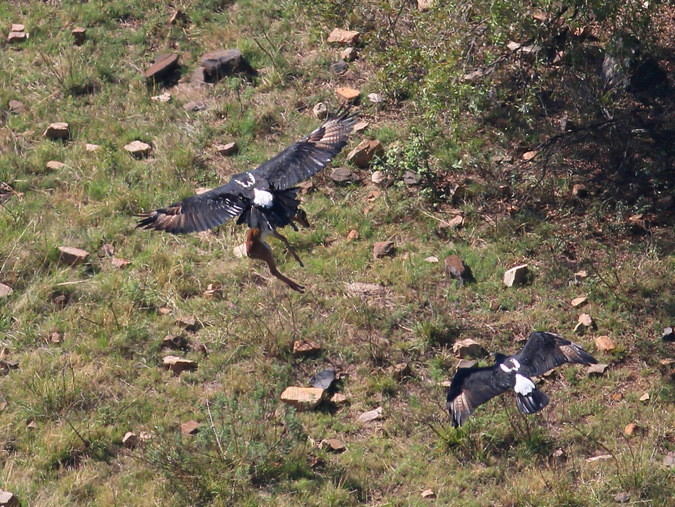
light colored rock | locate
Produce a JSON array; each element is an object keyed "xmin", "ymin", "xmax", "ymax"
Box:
[
  {"xmin": 313, "ymin": 101, "xmax": 328, "ymax": 118},
  {"xmin": 348, "ymin": 139, "xmax": 384, "ymax": 168},
  {"xmin": 0, "ymin": 283, "xmax": 13, "ymax": 299},
  {"xmin": 371, "ymin": 170, "xmax": 391, "ymax": 187},
  {"xmin": 174, "ymin": 316, "xmax": 201, "ymax": 332},
  {"xmin": 194, "ymin": 187, "xmax": 211, "ymax": 195},
  {"xmin": 373, "ymin": 240, "xmax": 395, "ymax": 259},
  {"xmin": 417, "ymin": 0, "xmax": 435, "ymax": 12},
  {"xmin": 0, "ymin": 490, "xmax": 19, "ymax": 507},
  {"xmin": 453, "ymin": 338, "xmax": 485, "ymax": 358},
  {"xmin": 438, "ymin": 215, "xmax": 464, "ymax": 232},
  {"xmin": 46, "ymin": 160, "xmax": 65, "ymax": 171},
  {"xmin": 330, "ymin": 393, "xmax": 349, "ymax": 406},
  {"xmin": 8, "ymin": 100, "xmax": 26, "ymax": 114},
  {"xmin": 292, "ymin": 339, "xmax": 321, "ymax": 356},
  {"xmin": 151, "ymin": 92, "xmax": 172, "ymax": 103},
  {"xmin": 575, "ymin": 270, "xmax": 589, "ymax": 281},
  {"xmin": 233, "ymin": 243, "xmax": 247, "ymax": 258},
  {"xmin": 111, "ymin": 257, "xmax": 131, "ymax": 269},
  {"xmin": 124, "ymin": 140, "xmax": 152, "ymax": 158},
  {"xmin": 587, "ymin": 363, "xmax": 609, "ymax": 377},
  {"xmin": 571, "ymin": 296, "xmax": 588, "ymax": 307},
  {"xmin": 358, "ymin": 406, "xmax": 383, "ymax": 423},
  {"xmin": 624, "ymin": 423, "xmax": 638, "ymax": 436},
  {"xmin": 163, "ymin": 355, "xmax": 198, "ymax": 374},
  {"xmin": 203, "ymin": 283, "xmax": 222, "ymax": 299},
  {"xmin": 215, "ymin": 142, "xmax": 238, "ymax": 156},
  {"xmin": 49, "ymin": 331, "xmax": 62, "ymax": 344},
  {"xmin": 664, "ymin": 451, "xmax": 675, "ymax": 468},
  {"xmin": 522, "ymin": 150, "xmax": 537, "ymax": 161},
  {"xmin": 85, "ymin": 143, "xmax": 101, "ymax": 152},
  {"xmin": 72, "ymin": 27, "xmax": 86, "ymax": 45},
  {"xmin": 503, "ymin": 264, "xmax": 529, "ymax": 287},
  {"xmin": 341, "ymin": 47, "xmax": 358, "ymax": 61},
  {"xmin": 421, "ymin": 488, "xmax": 436, "ymax": 499},
  {"xmin": 345, "ymin": 282, "xmax": 387, "ymax": 297},
  {"xmin": 44, "ymin": 122, "xmax": 70, "ymax": 140},
  {"xmin": 336, "ymin": 86, "xmax": 361, "ymax": 102},
  {"xmin": 122, "ymin": 431, "xmax": 140, "ymax": 448},
  {"xmin": 26, "ymin": 420, "xmax": 38, "ymax": 430},
  {"xmin": 368, "ymin": 93, "xmax": 384, "ymax": 103},
  {"xmin": 7, "ymin": 31, "xmax": 28, "ymax": 43},
  {"xmin": 321, "ymin": 438, "xmax": 346, "ymax": 453},
  {"xmin": 457, "ymin": 359, "xmax": 477, "ymax": 369},
  {"xmin": 347, "ymin": 229, "xmax": 359, "ymax": 242},
  {"xmin": 58, "ymin": 246, "xmax": 90, "ymax": 265},
  {"xmin": 353, "ymin": 121, "xmax": 369, "ymax": 133},
  {"xmin": 639, "ymin": 392, "xmax": 649, "ymax": 402},
  {"xmin": 595, "ymin": 336, "xmax": 615, "ymax": 352},
  {"xmin": 162, "ymin": 334, "xmax": 187, "ymax": 350},
  {"xmin": 180, "ymin": 420, "xmax": 200, "ymax": 435},
  {"xmin": 327, "ymin": 28, "xmax": 361, "ymax": 45},
  {"xmin": 280, "ymin": 386, "xmax": 326, "ymax": 410},
  {"xmin": 578, "ymin": 313, "xmax": 594, "ymax": 327},
  {"xmin": 425, "ymin": 256, "xmax": 439, "ymax": 263},
  {"xmin": 572, "ymin": 183, "xmax": 588, "ymax": 197},
  {"xmin": 585, "ymin": 454, "xmax": 612, "ymax": 463},
  {"xmin": 11, "ymin": 24, "xmax": 25, "ymax": 32}
]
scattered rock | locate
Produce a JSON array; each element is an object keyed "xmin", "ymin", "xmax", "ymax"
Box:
[
  {"xmin": 162, "ymin": 334, "xmax": 188, "ymax": 350},
  {"xmin": 124, "ymin": 140, "xmax": 152, "ymax": 158},
  {"xmin": 550, "ymin": 448, "xmax": 567, "ymax": 462},
  {"xmin": 321, "ymin": 438, "xmax": 346, "ymax": 453},
  {"xmin": 358, "ymin": 406, "xmax": 383, "ymax": 423},
  {"xmin": 312, "ymin": 102, "xmax": 328, "ymax": 118},
  {"xmin": 52, "ymin": 294, "xmax": 68, "ymax": 309},
  {"xmin": 158, "ymin": 307, "xmax": 172, "ymax": 315},
  {"xmin": 280, "ymin": 386, "xmax": 326, "ymax": 411},
  {"xmin": 587, "ymin": 363, "xmax": 609, "ymax": 377},
  {"xmin": 151, "ymin": 92, "xmax": 172, "ymax": 103},
  {"xmin": 144, "ymin": 53, "xmax": 179, "ymax": 82},
  {"xmin": 345, "ymin": 282, "xmax": 388, "ymax": 297},
  {"xmin": 195, "ymin": 187, "xmax": 211, "ymax": 195},
  {"xmin": 190, "ymin": 67, "xmax": 205, "ymax": 84},
  {"xmin": 0, "ymin": 359, "xmax": 19, "ymax": 376},
  {"xmin": 111, "ymin": 257, "xmax": 131, "ymax": 269},
  {"xmin": 72, "ymin": 27, "xmax": 86, "ymax": 46},
  {"xmin": 0, "ymin": 490, "xmax": 19, "ymax": 507},
  {"xmin": 662, "ymin": 327, "xmax": 674, "ymax": 342},
  {"xmin": 180, "ymin": 420, "xmax": 200, "ymax": 435},
  {"xmin": 503, "ymin": 264, "xmax": 528, "ymax": 287},
  {"xmin": 203, "ymin": 283, "xmax": 222, "ymax": 299},
  {"xmin": 11, "ymin": 24, "xmax": 25, "ymax": 32},
  {"xmin": 174, "ymin": 316, "xmax": 201, "ymax": 332},
  {"xmin": 201, "ymin": 49, "xmax": 252, "ymax": 81},
  {"xmin": 7, "ymin": 31, "xmax": 28, "ymax": 43},
  {"xmin": 346, "ymin": 229, "xmax": 359, "ymax": 242},
  {"xmin": 663, "ymin": 451, "xmax": 675, "ymax": 468},
  {"xmin": 46, "ymin": 160, "xmax": 66, "ymax": 171},
  {"xmin": 26, "ymin": 420, "xmax": 38, "ymax": 430},
  {"xmin": 122, "ymin": 431, "xmax": 140, "ymax": 449},
  {"xmin": 522, "ymin": 151, "xmax": 537, "ymax": 161},
  {"xmin": 163, "ymin": 356, "xmax": 198, "ymax": 374},
  {"xmin": 417, "ymin": 0, "xmax": 435, "ymax": 12},
  {"xmin": 438, "ymin": 215, "xmax": 464, "ymax": 233},
  {"xmin": 341, "ymin": 47, "xmax": 358, "ymax": 61},
  {"xmin": 614, "ymin": 493, "xmax": 630, "ymax": 503},
  {"xmin": 425, "ymin": 256, "xmax": 439, "ymax": 263},
  {"xmin": 373, "ymin": 241, "xmax": 395, "ymax": 259},
  {"xmin": 624, "ymin": 423, "xmax": 638, "ymax": 436},
  {"xmin": 327, "ymin": 28, "xmax": 361, "ymax": 45},
  {"xmin": 169, "ymin": 9, "xmax": 188, "ymax": 25},
  {"xmin": 371, "ymin": 170, "xmax": 391, "ymax": 187},
  {"xmin": 44, "ymin": 122, "xmax": 70, "ymax": 140},
  {"xmin": 421, "ymin": 489, "xmax": 436, "ymax": 500},
  {"xmin": 8, "ymin": 100, "xmax": 26, "ymax": 114},
  {"xmin": 233, "ymin": 243, "xmax": 247, "ymax": 258},
  {"xmin": 639, "ymin": 392, "xmax": 649, "ymax": 402},
  {"xmin": 453, "ymin": 338, "xmax": 485, "ymax": 358},
  {"xmin": 58, "ymin": 246, "xmax": 90, "ymax": 266},
  {"xmin": 445, "ymin": 255, "xmax": 473, "ymax": 286},
  {"xmin": 348, "ymin": 139, "xmax": 384, "ymax": 168},
  {"xmin": 336, "ymin": 86, "xmax": 361, "ymax": 103},
  {"xmin": 292, "ymin": 339, "xmax": 321, "ymax": 356},
  {"xmin": 368, "ymin": 93, "xmax": 384, "ymax": 104},
  {"xmin": 331, "ymin": 60, "xmax": 348, "ymax": 74},
  {"xmin": 595, "ymin": 336, "xmax": 615, "ymax": 352},
  {"xmin": 0, "ymin": 283, "xmax": 13, "ymax": 299},
  {"xmin": 571, "ymin": 296, "xmax": 588, "ymax": 308},
  {"xmin": 575, "ymin": 313, "xmax": 597, "ymax": 336},
  {"xmin": 585, "ymin": 454, "xmax": 612, "ymax": 463},
  {"xmin": 48, "ymin": 331, "xmax": 63, "ymax": 344},
  {"xmin": 330, "ymin": 393, "xmax": 349, "ymax": 406},
  {"xmin": 215, "ymin": 142, "xmax": 238, "ymax": 156},
  {"xmin": 330, "ymin": 167, "xmax": 359, "ymax": 184},
  {"xmin": 572, "ymin": 183, "xmax": 588, "ymax": 198},
  {"xmin": 402, "ymin": 171, "xmax": 421, "ymax": 186},
  {"xmin": 85, "ymin": 143, "xmax": 101, "ymax": 152},
  {"xmin": 457, "ymin": 359, "xmax": 477, "ymax": 369},
  {"xmin": 98, "ymin": 244, "xmax": 114, "ymax": 258},
  {"xmin": 353, "ymin": 121, "xmax": 369, "ymax": 133},
  {"xmin": 183, "ymin": 100, "xmax": 207, "ymax": 112},
  {"xmin": 310, "ymin": 369, "xmax": 337, "ymax": 390}
]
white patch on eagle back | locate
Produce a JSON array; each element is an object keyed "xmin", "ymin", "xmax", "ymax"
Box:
[
  {"xmin": 236, "ymin": 173, "xmax": 256, "ymax": 188},
  {"xmin": 500, "ymin": 363, "xmax": 511, "ymax": 373},
  {"xmin": 500, "ymin": 358, "xmax": 522, "ymax": 373},
  {"xmin": 514, "ymin": 374, "xmax": 535, "ymax": 395},
  {"xmin": 253, "ymin": 188, "xmax": 274, "ymax": 207}
]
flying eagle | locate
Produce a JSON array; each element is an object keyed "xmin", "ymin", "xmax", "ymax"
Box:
[
  {"xmin": 137, "ymin": 108, "xmax": 357, "ymax": 292},
  {"xmin": 446, "ymin": 331, "xmax": 598, "ymax": 427}
]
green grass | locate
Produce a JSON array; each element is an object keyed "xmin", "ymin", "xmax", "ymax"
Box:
[{"xmin": 1, "ymin": 0, "xmax": 674, "ymax": 505}]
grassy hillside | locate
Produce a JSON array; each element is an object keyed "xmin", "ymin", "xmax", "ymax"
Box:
[{"xmin": 1, "ymin": 1, "xmax": 673, "ymax": 505}]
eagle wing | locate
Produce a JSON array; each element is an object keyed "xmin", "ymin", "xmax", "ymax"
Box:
[
  {"xmin": 446, "ymin": 366, "xmax": 511, "ymax": 427},
  {"xmin": 249, "ymin": 108, "xmax": 357, "ymax": 191},
  {"xmin": 514, "ymin": 331, "xmax": 598, "ymax": 378},
  {"xmin": 136, "ymin": 182, "xmax": 247, "ymax": 234}
]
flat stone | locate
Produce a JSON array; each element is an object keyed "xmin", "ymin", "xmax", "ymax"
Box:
[
  {"xmin": 321, "ymin": 438, "xmax": 346, "ymax": 453},
  {"xmin": 345, "ymin": 282, "xmax": 387, "ymax": 297},
  {"xmin": 330, "ymin": 167, "xmax": 359, "ymax": 184},
  {"xmin": 445, "ymin": 255, "xmax": 472, "ymax": 285},
  {"xmin": 348, "ymin": 139, "xmax": 384, "ymax": 168},
  {"xmin": 663, "ymin": 451, "xmax": 675, "ymax": 467},
  {"xmin": 190, "ymin": 66, "xmax": 205, "ymax": 84},
  {"xmin": 358, "ymin": 406, "xmax": 383, "ymax": 423},
  {"xmin": 571, "ymin": 296, "xmax": 588, "ymax": 307},
  {"xmin": 7, "ymin": 32, "xmax": 28, "ymax": 43},
  {"xmin": 585, "ymin": 454, "xmax": 612, "ymax": 463},
  {"xmin": 215, "ymin": 142, "xmax": 238, "ymax": 156},
  {"xmin": 124, "ymin": 140, "xmax": 151, "ymax": 158},
  {"xmin": 151, "ymin": 92, "xmax": 172, "ymax": 103},
  {"xmin": 174, "ymin": 316, "xmax": 201, "ymax": 332},
  {"xmin": 158, "ymin": 307, "xmax": 172, "ymax": 315},
  {"xmin": 578, "ymin": 313, "xmax": 594, "ymax": 326},
  {"xmin": 180, "ymin": 420, "xmax": 200, "ymax": 435},
  {"xmin": 614, "ymin": 493, "xmax": 630, "ymax": 504},
  {"xmin": 373, "ymin": 240, "xmax": 395, "ymax": 259},
  {"xmin": 0, "ymin": 490, "xmax": 19, "ymax": 507},
  {"xmin": 335, "ymin": 86, "xmax": 360, "ymax": 103},
  {"xmin": 233, "ymin": 243, "xmax": 247, "ymax": 258},
  {"xmin": 280, "ymin": 386, "xmax": 326, "ymax": 410},
  {"xmin": 26, "ymin": 420, "xmax": 38, "ymax": 430},
  {"xmin": 347, "ymin": 229, "xmax": 359, "ymax": 242},
  {"xmin": 122, "ymin": 431, "xmax": 140, "ymax": 449},
  {"xmin": 453, "ymin": 338, "xmax": 485, "ymax": 358},
  {"xmin": 144, "ymin": 53, "xmax": 179, "ymax": 81},
  {"xmin": 402, "ymin": 170, "xmax": 420, "ymax": 185},
  {"xmin": 575, "ymin": 270, "xmax": 589, "ymax": 281},
  {"xmin": 72, "ymin": 27, "xmax": 86, "ymax": 45},
  {"xmin": 44, "ymin": 122, "xmax": 70, "ymax": 140},
  {"xmin": 162, "ymin": 334, "xmax": 188, "ymax": 350},
  {"xmin": 201, "ymin": 49, "xmax": 249, "ymax": 80},
  {"xmin": 353, "ymin": 121, "xmax": 369, "ymax": 133},
  {"xmin": 522, "ymin": 150, "xmax": 537, "ymax": 161},
  {"xmin": 639, "ymin": 392, "xmax": 649, "ymax": 402},
  {"xmin": 110, "ymin": 257, "xmax": 131, "ymax": 269},
  {"xmin": 292, "ymin": 339, "xmax": 321, "ymax": 356},
  {"xmin": 331, "ymin": 60, "xmax": 348, "ymax": 74},
  {"xmin": 624, "ymin": 423, "xmax": 638, "ymax": 436},
  {"xmin": 0, "ymin": 359, "xmax": 19, "ymax": 375},
  {"xmin": 457, "ymin": 359, "xmax": 477, "ymax": 369},
  {"xmin": 421, "ymin": 488, "xmax": 436, "ymax": 499},
  {"xmin": 183, "ymin": 100, "xmax": 207, "ymax": 112},
  {"xmin": 330, "ymin": 393, "xmax": 349, "ymax": 406},
  {"xmin": 425, "ymin": 256, "xmax": 439, "ymax": 263},
  {"xmin": 327, "ymin": 28, "xmax": 361, "ymax": 45},
  {"xmin": 85, "ymin": 143, "xmax": 101, "ymax": 152},
  {"xmin": 595, "ymin": 336, "xmax": 615, "ymax": 352},
  {"xmin": 371, "ymin": 170, "xmax": 391, "ymax": 187},
  {"xmin": 98, "ymin": 244, "xmax": 114, "ymax": 258},
  {"xmin": 572, "ymin": 183, "xmax": 588, "ymax": 197},
  {"xmin": 46, "ymin": 160, "xmax": 66, "ymax": 171},
  {"xmin": 49, "ymin": 331, "xmax": 63, "ymax": 344},
  {"xmin": 313, "ymin": 102, "xmax": 328, "ymax": 119},
  {"xmin": 8, "ymin": 100, "xmax": 26, "ymax": 114},
  {"xmin": 0, "ymin": 283, "xmax": 13, "ymax": 299},
  {"xmin": 587, "ymin": 363, "xmax": 609, "ymax": 377},
  {"xmin": 503, "ymin": 264, "xmax": 529, "ymax": 287},
  {"xmin": 203, "ymin": 283, "xmax": 222, "ymax": 299},
  {"xmin": 11, "ymin": 24, "xmax": 25, "ymax": 32},
  {"xmin": 341, "ymin": 47, "xmax": 358, "ymax": 61},
  {"xmin": 58, "ymin": 246, "xmax": 90, "ymax": 265},
  {"xmin": 368, "ymin": 93, "xmax": 384, "ymax": 104},
  {"xmin": 418, "ymin": 0, "xmax": 435, "ymax": 12},
  {"xmin": 163, "ymin": 355, "xmax": 198, "ymax": 374},
  {"xmin": 438, "ymin": 215, "xmax": 464, "ymax": 233}
]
